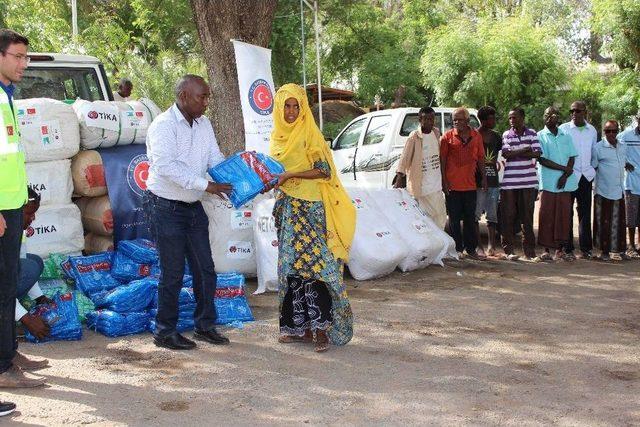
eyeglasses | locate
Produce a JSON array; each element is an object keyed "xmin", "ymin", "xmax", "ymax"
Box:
[
  {"xmin": 570, "ymin": 109, "xmax": 585, "ymax": 113},
  {"xmin": 604, "ymin": 129, "xmax": 619, "ymax": 134},
  {"xmin": 2, "ymin": 51, "xmax": 30, "ymax": 64}
]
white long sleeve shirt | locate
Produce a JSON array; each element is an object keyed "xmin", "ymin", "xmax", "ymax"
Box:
[
  {"xmin": 146, "ymin": 104, "xmax": 225, "ymax": 202},
  {"xmin": 559, "ymin": 121, "xmax": 598, "ymax": 182}
]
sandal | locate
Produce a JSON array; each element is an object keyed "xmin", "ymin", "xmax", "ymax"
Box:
[
  {"xmin": 539, "ymin": 252, "xmax": 552, "ymax": 261},
  {"xmin": 563, "ymin": 252, "xmax": 576, "ymax": 262},
  {"xmin": 279, "ymin": 330, "xmax": 313, "ymax": 344},
  {"xmin": 314, "ymin": 331, "xmax": 329, "ymax": 353}
]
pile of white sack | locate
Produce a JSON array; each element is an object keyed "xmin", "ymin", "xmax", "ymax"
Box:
[
  {"xmin": 16, "ymin": 98, "xmax": 84, "ymax": 259},
  {"xmin": 70, "ymin": 98, "xmax": 162, "ymax": 253}
]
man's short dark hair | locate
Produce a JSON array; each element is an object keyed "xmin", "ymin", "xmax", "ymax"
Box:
[
  {"xmin": 510, "ymin": 107, "xmax": 525, "ymax": 118},
  {"xmin": 418, "ymin": 106, "xmax": 435, "ymax": 116},
  {"xmin": 0, "ymin": 29, "xmax": 29, "ymax": 54},
  {"xmin": 477, "ymin": 106, "xmax": 496, "ymax": 122}
]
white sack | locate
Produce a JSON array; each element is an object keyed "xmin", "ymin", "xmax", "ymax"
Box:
[
  {"xmin": 369, "ymin": 189, "xmax": 457, "ymax": 271},
  {"xmin": 253, "ymin": 198, "xmax": 279, "ymax": 294},
  {"xmin": 347, "ymin": 188, "xmax": 410, "ymax": 280},
  {"xmin": 24, "ymin": 203, "xmax": 84, "ymax": 258},
  {"xmin": 15, "ymin": 98, "xmax": 80, "ymax": 162},
  {"xmin": 26, "ymin": 159, "xmax": 73, "ymax": 205},
  {"xmin": 202, "ymin": 194, "xmax": 265, "ymax": 277},
  {"xmin": 73, "ymin": 99, "xmax": 160, "ymax": 149}
]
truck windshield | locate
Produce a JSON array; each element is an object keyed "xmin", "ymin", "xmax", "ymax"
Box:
[{"xmin": 14, "ymin": 67, "xmax": 104, "ymax": 102}]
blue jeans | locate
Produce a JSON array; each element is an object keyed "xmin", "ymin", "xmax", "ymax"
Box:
[
  {"xmin": 143, "ymin": 192, "xmax": 217, "ymax": 338},
  {"xmin": 15, "ymin": 254, "xmax": 44, "ymax": 351},
  {"xmin": 0, "ymin": 208, "xmax": 23, "ymax": 373}
]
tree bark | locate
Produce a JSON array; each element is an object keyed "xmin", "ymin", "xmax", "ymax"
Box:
[{"xmin": 190, "ymin": 0, "xmax": 277, "ymax": 155}]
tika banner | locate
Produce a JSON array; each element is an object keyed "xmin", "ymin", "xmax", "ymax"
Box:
[
  {"xmin": 97, "ymin": 144, "xmax": 151, "ymax": 245},
  {"xmin": 232, "ymin": 40, "xmax": 275, "ymax": 153}
]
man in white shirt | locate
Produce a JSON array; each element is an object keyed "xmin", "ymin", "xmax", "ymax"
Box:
[
  {"xmin": 144, "ymin": 74, "xmax": 232, "ymax": 351},
  {"xmin": 559, "ymin": 101, "xmax": 598, "ymax": 259},
  {"xmin": 113, "ymin": 78, "xmax": 132, "ymax": 102}
]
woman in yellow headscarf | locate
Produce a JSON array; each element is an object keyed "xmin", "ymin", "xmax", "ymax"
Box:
[{"xmin": 270, "ymin": 83, "xmax": 355, "ymax": 352}]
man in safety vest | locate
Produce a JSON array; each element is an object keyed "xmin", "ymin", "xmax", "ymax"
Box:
[{"xmin": 0, "ymin": 29, "xmax": 46, "ymax": 402}]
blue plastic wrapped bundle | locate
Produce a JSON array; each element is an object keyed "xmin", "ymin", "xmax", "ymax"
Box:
[
  {"xmin": 214, "ymin": 273, "xmax": 254, "ymax": 324},
  {"xmin": 208, "ymin": 151, "xmax": 284, "ymax": 208},
  {"xmin": 149, "ymin": 303, "xmax": 195, "ymax": 319},
  {"xmin": 110, "ymin": 251, "xmax": 152, "ymax": 282},
  {"xmin": 150, "ymin": 281, "xmax": 195, "ymax": 308},
  {"xmin": 86, "ymin": 310, "xmax": 150, "ymax": 337},
  {"xmin": 93, "ymin": 277, "xmax": 158, "ymax": 313},
  {"xmin": 148, "ymin": 317, "xmax": 194, "ymax": 333},
  {"xmin": 118, "ymin": 239, "xmax": 158, "ymax": 264},
  {"xmin": 25, "ymin": 292, "xmax": 83, "ymax": 343},
  {"xmin": 67, "ymin": 252, "xmax": 120, "ymax": 298}
]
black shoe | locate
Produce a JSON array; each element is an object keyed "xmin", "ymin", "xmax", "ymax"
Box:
[
  {"xmin": 194, "ymin": 328, "xmax": 230, "ymax": 345},
  {"xmin": 153, "ymin": 333, "xmax": 196, "ymax": 350},
  {"xmin": 0, "ymin": 401, "xmax": 16, "ymax": 417}
]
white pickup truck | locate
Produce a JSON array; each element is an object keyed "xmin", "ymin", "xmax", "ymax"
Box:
[
  {"xmin": 330, "ymin": 107, "xmax": 481, "ymax": 189},
  {"xmin": 15, "ymin": 52, "xmax": 113, "ymax": 102}
]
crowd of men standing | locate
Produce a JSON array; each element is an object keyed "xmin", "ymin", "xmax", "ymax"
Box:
[{"xmin": 396, "ymin": 103, "xmax": 640, "ymax": 262}]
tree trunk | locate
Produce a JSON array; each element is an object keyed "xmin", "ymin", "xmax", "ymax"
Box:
[{"xmin": 190, "ymin": 0, "xmax": 277, "ymax": 155}]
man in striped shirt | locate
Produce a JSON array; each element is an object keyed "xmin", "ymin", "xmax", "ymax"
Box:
[{"xmin": 500, "ymin": 107, "xmax": 541, "ymax": 260}]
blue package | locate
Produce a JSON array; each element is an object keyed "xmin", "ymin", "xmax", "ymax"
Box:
[
  {"xmin": 25, "ymin": 292, "xmax": 83, "ymax": 343},
  {"xmin": 148, "ymin": 303, "xmax": 196, "ymax": 319},
  {"xmin": 208, "ymin": 151, "xmax": 285, "ymax": 208},
  {"xmin": 68, "ymin": 253, "xmax": 120, "ymax": 298},
  {"xmin": 148, "ymin": 317, "xmax": 194, "ymax": 333},
  {"xmin": 150, "ymin": 281, "xmax": 195, "ymax": 308},
  {"xmin": 93, "ymin": 277, "xmax": 157, "ymax": 313},
  {"xmin": 118, "ymin": 239, "xmax": 158, "ymax": 264},
  {"xmin": 214, "ymin": 273, "xmax": 254, "ymax": 324},
  {"xmin": 111, "ymin": 251, "xmax": 152, "ymax": 282},
  {"xmin": 86, "ymin": 310, "xmax": 150, "ymax": 337}
]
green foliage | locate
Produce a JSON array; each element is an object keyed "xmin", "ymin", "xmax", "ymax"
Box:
[
  {"xmin": 564, "ymin": 65, "xmax": 606, "ymax": 128},
  {"xmin": 421, "ymin": 17, "xmax": 568, "ymax": 129},
  {"xmin": 322, "ymin": 116, "xmax": 354, "ymax": 141},
  {"xmin": 121, "ymin": 51, "xmax": 206, "ymax": 110},
  {"xmin": 592, "ymin": 0, "xmax": 640, "ymax": 70},
  {"xmin": 600, "ymin": 69, "xmax": 640, "ymax": 127}
]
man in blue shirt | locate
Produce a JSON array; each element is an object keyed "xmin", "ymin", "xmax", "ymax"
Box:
[
  {"xmin": 592, "ymin": 120, "xmax": 628, "ymax": 261},
  {"xmin": 620, "ymin": 110, "xmax": 640, "ymax": 256},
  {"xmin": 537, "ymin": 107, "xmax": 578, "ymax": 261}
]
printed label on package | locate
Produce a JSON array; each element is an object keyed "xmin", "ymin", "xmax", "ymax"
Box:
[
  {"xmin": 226, "ymin": 241, "xmax": 253, "ymax": 259},
  {"xmin": 230, "ymin": 210, "xmax": 253, "ymax": 230}
]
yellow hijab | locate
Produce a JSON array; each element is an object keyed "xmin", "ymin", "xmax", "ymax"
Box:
[{"xmin": 270, "ymin": 83, "xmax": 355, "ymax": 261}]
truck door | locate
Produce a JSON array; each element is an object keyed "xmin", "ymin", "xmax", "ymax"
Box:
[
  {"xmin": 355, "ymin": 114, "xmax": 392, "ymax": 189},
  {"xmin": 331, "ymin": 117, "xmax": 367, "ymax": 188}
]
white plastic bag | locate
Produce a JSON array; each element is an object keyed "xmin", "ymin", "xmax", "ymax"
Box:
[
  {"xmin": 26, "ymin": 159, "xmax": 73, "ymax": 205},
  {"xmin": 202, "ymin": 194, "xmax": 265, "ymax": 277},
  {"xmin": 253, "ymin": 198, "xmax": 279, "ymax": 294},
  {"xmin": 369, "ymin": 189, "xmax": 457, "ymax": 271},
  {"xmin": 24, "ymin": 203, "xmax": 84, "ymax": 258},
  {"xmin": 15, "ymin": 98, "xmax": 80, "ymax": 162},
  {"xmin": 347, "ymin": 188, "xmax": 410, "ymax": 280}
]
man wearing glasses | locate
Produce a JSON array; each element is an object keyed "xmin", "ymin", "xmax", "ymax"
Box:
[
  {"xmin": 591, "ymin": 120, "xmax": 629, "ymax": 261},
  {"xmin": 0, "ymin": 28, "xmax": 44, "ymax": 417},
  {"xmin": 619, "ymin": 110, "xmax": 640, "ymax": 257},
  {"xmin": 559, "ymin": 101, "xmax": 598, "ymax": 259}
]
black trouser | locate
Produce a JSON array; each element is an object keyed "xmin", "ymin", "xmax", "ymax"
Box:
[
  {"xmin": 143, "ymin": 192, "xmax": 217, "ymax": 338},
  {"xmin": 446, "ymin": 190, "xmax": 478, "ymax": 253},
  {"xmin": 0, "ymin": 208, "xmax": 22, "ymax": 373},
  {"xmin": 568, "ymin": 176, "xmax": 593, "ymax": 253}
]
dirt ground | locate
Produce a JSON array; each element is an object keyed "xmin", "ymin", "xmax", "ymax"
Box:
[{"xmin": 3, "ymin": 255, "xmax": 640, "ymax": 426}]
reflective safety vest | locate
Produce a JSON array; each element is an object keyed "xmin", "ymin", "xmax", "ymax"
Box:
[{"xmin": 0, "ymin": 85, "xmax": 27, "ymax": 210}]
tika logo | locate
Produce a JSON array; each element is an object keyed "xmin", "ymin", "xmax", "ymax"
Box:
[
  {"xmin": 229, "ymin": 245, "xmax": 251, "ymax": 254},
  {"xmin": 87, "ymin": 110, "xmax": 117, "ymax": 121},
  {"xmin": 26, "ymin": 224, "xmax": 58, "ymax": 236},
  {"xmin": 29, "ymin": 183, "xmax": 47, "ymax": 192}
]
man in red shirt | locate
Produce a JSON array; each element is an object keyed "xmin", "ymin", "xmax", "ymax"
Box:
[{"xmin": 440, "ymin": 107, "xmax": 487, "ymax": 259}]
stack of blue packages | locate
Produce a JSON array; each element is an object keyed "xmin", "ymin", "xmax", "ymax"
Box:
[
  {"xmin": 214, "ymin": 273, "xmax": 254, "ymax": 324},
  {"xmin": 66, "ymin": 252, "xmax": 120, "ymax": 299},
  {"xmin": 86, "ymin": 310, "xmax": 151, "ymax": 337},
  {"xmin": 25, "ymin": 292, "xmax": 83, "ymax": 343},
  {"xmin": 208, "ymin": 151, "xmax": 284, "ymax": 208}
]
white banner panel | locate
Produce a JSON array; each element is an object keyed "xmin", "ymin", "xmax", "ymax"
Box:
[{"xmin": 232, "ymin": 40, "xmax": 275, "ymax": 154}]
